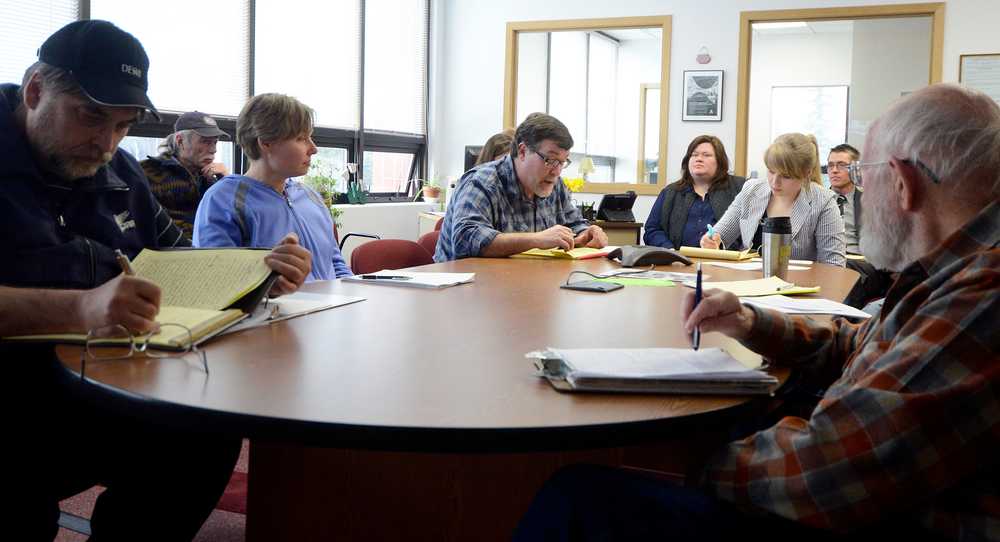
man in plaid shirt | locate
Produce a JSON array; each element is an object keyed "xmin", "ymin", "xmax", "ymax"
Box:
[
  {"xmin": 434, "ymin": 113, "xmax": 607, "ymax": 261},
  {"xmin": 515, "ymin": 84, "xmax": 1000, "ymax": 541}
]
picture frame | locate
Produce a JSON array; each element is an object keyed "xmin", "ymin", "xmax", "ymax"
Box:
[
  {"xmin": 959, "ymin": 53, "xmax": 1000, "ymax": 105},
  {"xmin": 682, "ymin": 70, "xmax": 723, "ymax": 121}
]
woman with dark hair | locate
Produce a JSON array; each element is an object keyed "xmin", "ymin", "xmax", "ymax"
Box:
[
  {"xmin": 475, "ymin": 128, "xmax": 515, "ymax": 165},
  {"xmin": 642, "ymin": 135, "xmax": 745, "ymax": 248}
]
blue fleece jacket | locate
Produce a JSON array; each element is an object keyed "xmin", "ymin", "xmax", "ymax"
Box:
[{"xmin": 193, "ymin": 175, "xmax": 352, "ymax": 280}]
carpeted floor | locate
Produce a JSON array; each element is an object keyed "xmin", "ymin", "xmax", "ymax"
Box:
[{"xmin": 55, "ymin": 439, "xmax": 249, "ymax": 541}]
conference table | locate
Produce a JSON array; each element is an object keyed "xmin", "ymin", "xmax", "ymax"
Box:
[{"xmin": 57, "ymin": 257, "xmax": 859, "ymax": 541}]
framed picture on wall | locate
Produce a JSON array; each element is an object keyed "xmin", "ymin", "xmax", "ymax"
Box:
[{"xmin": 682, "ymin": 70, "xmax": 723, "ymax": 121}]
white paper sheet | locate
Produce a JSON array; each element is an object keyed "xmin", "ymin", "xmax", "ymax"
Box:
[{"xmin": 741, "ymin": 295, "xmax": 871, "ymax": 319}]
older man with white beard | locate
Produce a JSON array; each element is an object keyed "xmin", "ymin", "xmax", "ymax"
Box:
[{"xmin": 515, "ymin": 83, "xmax": 1000, "ymax": 541}]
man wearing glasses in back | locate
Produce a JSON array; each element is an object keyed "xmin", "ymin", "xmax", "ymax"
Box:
[
  {"xmin": 0, "ymin": 20, "xmax": 311, "ymax": 540},
  {"xmin": 827, "ymin": 143, "xmax": 862, "ymax": 254},
  {"xmin": 828, "ymin": 143, "xmax": 893, "ymax": 309},
  {"xmin": 435, "ymin": 112, "xmax": 608, "ymax": 261}
]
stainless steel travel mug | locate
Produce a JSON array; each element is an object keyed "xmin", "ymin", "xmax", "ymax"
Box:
[{"xmin": 762, "ymin": 216, "xmax": 792, "ymax": 280}]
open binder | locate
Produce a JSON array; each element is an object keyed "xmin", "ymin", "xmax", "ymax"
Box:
[{"xmin": 530, "ymin": 347, "xmax": 779, "ymax": 395}]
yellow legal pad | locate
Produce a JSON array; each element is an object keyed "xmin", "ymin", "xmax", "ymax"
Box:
[
  {"xmin": 679, "ymin": 246, "xmax": 757, "ymax": 261},
  {"xmin": 511, "ymin": 247, "xmax": 613, "ymax": 260},
  {"xmin": 688, "ymin": 275, "xmax": 821, "ymax": 297}
]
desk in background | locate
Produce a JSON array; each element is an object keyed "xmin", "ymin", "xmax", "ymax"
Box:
[
  {"xmin": 57, "ymin": 258, "xmax": 859, "ymax": 541},
  {"xmin": 418, "ymin": 210, "xmax": 445, "ymax": 237},
  {"xmin": 594, "ymin": 219, "xmax": 642, "ymax": 246}
]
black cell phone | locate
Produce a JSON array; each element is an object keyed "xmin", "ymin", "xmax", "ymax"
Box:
[{"xmin": 560, "ymin": 280, "xmax": 624, "ymax": 293}]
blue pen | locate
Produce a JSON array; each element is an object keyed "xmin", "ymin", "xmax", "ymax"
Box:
[
  {"xmin": 706, "ymin": 223, "xmax": 717, "ymax": 239},
  {"xmin": 692, "ymin": 262, "xmax": 702, "ymax": 350}
]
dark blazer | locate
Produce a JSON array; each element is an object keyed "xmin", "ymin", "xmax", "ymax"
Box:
[{"xmin": 652, "ymin": 175, "xmax": 746, "ymax": 249}]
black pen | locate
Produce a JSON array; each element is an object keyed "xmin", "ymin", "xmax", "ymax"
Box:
[
  {"xmin": 692, "ymin": 262, "xmax": 702, "ymax": 351},
  {"xmin": 360, "ymin": 275, "xmax": 412, "ymax": 280}
]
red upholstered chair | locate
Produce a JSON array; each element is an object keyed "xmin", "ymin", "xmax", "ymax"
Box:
[
  {"xmin": 350, "ymin": 239, "xmax": 434, "ymax": 275},
  {"xmin": 417, "ymin": 231, "xmax": 440, "ymax": 257},
  {"xmin": 434, "ymin": 217, "xmax": 443, "ymax": 231}
]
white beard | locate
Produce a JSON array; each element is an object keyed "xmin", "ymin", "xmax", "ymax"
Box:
[{"xmin": 860, "ymin": 200, "xmax": 912, "ymax": 272}]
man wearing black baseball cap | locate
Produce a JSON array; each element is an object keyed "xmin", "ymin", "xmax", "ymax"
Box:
[
  {"xmin": 141, "ymin": 112, "xmax": 231, "ymax": 238},
  {"xmin": 0, "ymin": 20, "xmax": 312, "ymax": 541}
]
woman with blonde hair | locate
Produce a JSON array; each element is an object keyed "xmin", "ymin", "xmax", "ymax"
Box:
[
  {"xmin": 193, "ymin": 93, "xmax": 352, "ymax": 279},
  {"xmin": 701, "ymin": 133, "xmax": 845, "ymax": 265}
]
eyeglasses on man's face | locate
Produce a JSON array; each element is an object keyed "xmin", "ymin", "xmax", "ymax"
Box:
[
  {"xmin": 532, "ymin": 149, "xmax": 571, "ymax": 170},
  {"xmin": 827, "ymin": 161, "xmax": 850, "ymax": 172},
  {"xmin": 848, "ymin": 158, "xmax": 941, "ymax": 188},
  {"xmin": 80, "ymin": 323, "xmax": 209, "ymax": 379}
]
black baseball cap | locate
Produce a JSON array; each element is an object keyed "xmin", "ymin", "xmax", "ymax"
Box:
[
  {"xmin": 38, "ymin": 20, "xmax": 159, "ymax": 120},
  {"xmin": 175, "ymin": 111, "xmax": 227, "ymax": 138}
]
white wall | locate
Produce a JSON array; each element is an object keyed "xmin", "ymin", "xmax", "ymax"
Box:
[
  {"xmin": 335, "ymin": 202, "xmax": 438, "ymax": 263},
  {"xmin": 848, "ymin": 17, "xmax": 932, "ymax": 147},
  {"xmin": 429, "ymin": 0, "xmax": 999, "ymax": 237},
  {"xmin": 747, "ymin": 31, "xmax": 853, "ymax": 177}
]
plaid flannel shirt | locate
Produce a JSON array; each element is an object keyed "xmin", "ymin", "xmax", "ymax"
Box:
[
  {"xmin": 704, "ymin": 201, "xmax": 1000, "ymax": 539},
  {"xmin": 434, "ymin": 155, "xmax": 588, "ymax": 261}
]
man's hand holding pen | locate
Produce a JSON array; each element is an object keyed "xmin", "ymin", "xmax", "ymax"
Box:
[{"xmin": 682, "ymin": 288, "xmax": 757, "ymax": 343}]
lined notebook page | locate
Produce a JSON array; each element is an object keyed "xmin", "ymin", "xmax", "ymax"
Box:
[{"xmin": 131, "ymin": 249, "xmax": 271, "ymax": 309}]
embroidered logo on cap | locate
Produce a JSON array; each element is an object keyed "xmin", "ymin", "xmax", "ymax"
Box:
[{"xmin": 121, "ymin": 64, "xmax": 143, "ymax": 78}]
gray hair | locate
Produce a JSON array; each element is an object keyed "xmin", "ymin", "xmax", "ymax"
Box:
[
  {"xmin": 18, "ymin": 61, "xmax": 84, "ymax": 103},
  {"xmin": 870, "ymin": 83, "xmax": 1000, "ymax": 200},
  {"xmin": 157, "ymin": 130, "xmax": 197, "ymax": 156}
]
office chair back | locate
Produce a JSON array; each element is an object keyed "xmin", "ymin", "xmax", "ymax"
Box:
[
  {"xmin": 333, "ymin": 222, "xmax": 381, "ymax": 251},
  {"xmin": 417, "ymin": 231, "xmax": 440, "ymax": 257},
  {"xmin": 350, "ymin": 239, "xmax": 434, "ymax": 275}
]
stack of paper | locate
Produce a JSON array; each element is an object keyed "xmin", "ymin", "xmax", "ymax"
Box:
[
  {"xmin": 683, "ymin": 275, "xmax": 820, "ymax": 296},
  {"xmin": 704, "ymin": 261, "xmax": 811, "ymax": 271},
  {"xmin": 678, "ymin": 246, "xmax": 757, "ymax": 261},
  {"xmin": 741, "ymin": 295, "xmax": 871, "ymax": 319},
  {"xmin": 597, "ymin": 268, "xmax": 699, "ymax": 282},
  {"xmin": 224, "ymin": 290, "xmax": 366, "ymax": 333},
  {"xmin": 594, "ymin": 268, "xmax": 699, "ymax": 287},
  {"xmin": 342, "ymin": 271, "xmax": 475, "ymax": 289},
  {"xmin": 511, "ymin": 246, "xmax": 617, "ymax": 260},
  {"xmin": 531, "ymin": 347, "xmax": 778, "ymax": 395}
]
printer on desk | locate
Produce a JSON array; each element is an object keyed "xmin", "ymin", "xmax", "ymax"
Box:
[{"xmin": 596, "ymin": 191, "xmax": 637, "ymax": 222}]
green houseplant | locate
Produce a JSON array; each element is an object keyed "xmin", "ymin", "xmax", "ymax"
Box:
[{"xmin": 303, "ymin": 158, "xmax": 345, "ymax": 230}]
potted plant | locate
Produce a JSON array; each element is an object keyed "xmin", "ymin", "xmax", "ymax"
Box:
[
  {"xmin": 304, "ymin": 166, "xmax": 345, "ymax": 230},
  {"xmin": 420, "ymin": 179, "xmax": 442, "ymax": 203}
]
